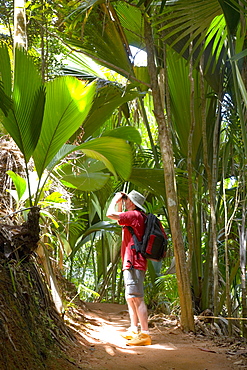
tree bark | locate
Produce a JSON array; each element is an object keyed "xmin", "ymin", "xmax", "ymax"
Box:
[
  {"xmin": 14, "ymin": 0, "xmax": 28, "ymax": 49},
  {"xmin": 199, "ymin": 60, "xmax": 221, "ymax": 314},
  {"xmin": 239, "ymin": 175, "xmax": 247, "ymax": 338},
  {"xmin": 187, "ymin": 42, "xmax": 195, "ymax": 278},
  {"xmin": 144, "ymin": 16, "xmax": 194, "ymax": 332}
]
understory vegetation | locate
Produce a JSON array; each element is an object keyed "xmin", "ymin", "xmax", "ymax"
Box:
[{"xmin": 0, "ymin": 0, "xmax": 247, "ymax": 353}]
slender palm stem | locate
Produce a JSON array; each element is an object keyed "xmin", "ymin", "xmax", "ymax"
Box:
[
  {"xmin": 138, "ymin": 96, "xmax": 160, "ymax": 167},
  {"xmin": 228, "ymin": 35, "xmax": 247, "ymax": 159},
  {"xmin": 25, "ymin": 163, "xmax": 33, "ymax": 207}
]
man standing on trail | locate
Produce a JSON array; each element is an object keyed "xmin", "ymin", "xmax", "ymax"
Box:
[{"xmin": 106, "ymin": 190, "xmax": 151, "ymax": 346}]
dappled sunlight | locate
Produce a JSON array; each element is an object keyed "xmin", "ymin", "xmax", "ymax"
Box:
[
  {"xmin": 150, "ymin": 343, "xmax": 178, "ymax": 350},
  {"xmin": 64, "ymin": 303, "xmax": 241, "ymax": 369},
  {"xmin": 87, "ymin": 320, "xmax": 179, "ymax": 357},
  {"xmin": 85, "ymin": 320, "xmax": 128, "ymax": 347},
  {"xmin": 81, "ymin": 311, "xmax": 179, "ymax": 353}
]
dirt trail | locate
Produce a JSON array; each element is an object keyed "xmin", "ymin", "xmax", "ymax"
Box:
[{"xmin": 65, "ymin": 302, "xmax": 247, "ymax": 370}]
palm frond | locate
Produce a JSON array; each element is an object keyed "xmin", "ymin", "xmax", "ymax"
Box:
[
  {"xmin": 57, "ymin": 160, "xmax": 110, "ymax": 191},
  {"xmin": 153, "ymin": 0, "xmax": 226, "ymax": 78},
  {"xmin": 0, "ymin": 43, "xmax": 12, "ymax": 96},
  {"xmin": 82, "ymin": 81, "xmax": 143, "ymax": 140},
  {"xmin": 0, "ymin": 81, "xmax": 12, "ymax": 116},
  {"xmin": 33, "ymin": 77, "xmax": 96, "ymax": 178},
  {"xmin": 129, "ymin": 167, "xmax": 165, "ymax": 195},
  {"xmin": 66, "ymin": 4, "xmax": 133, "ymax": 78},
  {"xmin": 102, "ymin": 126, "xmax": 142, "ymax": 145},
  {"xmin": 77, "ymin": 136, "xmax": 132, "ymax": 180},
  {"xmin": 1, "ymin": 46, "xmax": 45, "ymax": 162}
]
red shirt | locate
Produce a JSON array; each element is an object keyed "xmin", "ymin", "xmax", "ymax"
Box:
[{"xmin": 118, "ymin": 210, "xmax": 147, "ymax": 271}]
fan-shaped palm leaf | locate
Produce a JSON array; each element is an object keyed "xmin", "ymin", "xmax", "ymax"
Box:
[
  {"xmin": 154, "ymin": 0, "xmax": 222, "ymax": 55},
  {"xmin": 63, "ymin": 51, "xmax": 106, "ymax": 80},
  {"xmin": 0, "ymin": 46, "xmax": 45, "ymax": 162},
  {"xmin": 72, "ymin": 221, "xmax": 121, "ymax": 256},
  {"xmin": 0, "ymin": 43, "xmax": 12, "ymax": 96},
  {"xmin": 66, "ymin": 4, "xmax": 133, "ymax": 78},
  {"xmin": 33, "ymin": 77, "xmax": 96, "ymax": 178},
  {"xmin": 57, "ymin": 159, "xmax": 110, "ymax": 191},
  {"xmin": 82, "ymin": 82, "xmax": 143, "ymax": 140},
  {"xmin": 102, "ymin": 126, "xmax": 142, "ymax": 145},
  {"xmin": 77, "ymin": 136, "xmax": 133, "ymax": 180},
  {"xmin": 55, "ymin": 128, "xmax": 140, "ymax": 191},
  {"xmin": 0, "ymin": 81, "xmax": 12, "ymax": 117},
  {"xmin": 153, "ymin": 0, "xmax": 247, "ymax": 82},
  {"xmin": 129, "ymin": 167, "xmax": 165, "ymax": 195}
]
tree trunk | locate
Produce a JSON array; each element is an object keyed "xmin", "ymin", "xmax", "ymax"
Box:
[
  {"xmin": 199, "ymin": 60, "xmax": 220, "ymax": 314},
  {"xmin": 239, "ymin": 176, "xmax": 247, "ymax": 338},
  {"xmin": 187, "ymin": 42, "xmax": 195, "ymax": 279},
  {"xmin": 14, "ymin": 0, "xmax": 28, "ymax": 49},
  {"xmin": 144, "ymin": 16, "xmax": 194, "ymax": 332}
]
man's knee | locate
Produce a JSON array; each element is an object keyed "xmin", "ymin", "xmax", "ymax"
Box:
[{"xmin": 128, "ymin": 296, "xmax": 144, "ymax": 307}]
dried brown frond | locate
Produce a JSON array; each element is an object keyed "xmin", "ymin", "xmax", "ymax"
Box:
[{"xmin": 0, "ymin": 135, "xmax": 26, "ymax": 218}]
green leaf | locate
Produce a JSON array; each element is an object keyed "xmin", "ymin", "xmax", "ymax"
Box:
[
  {"xmin": 67, "ymin": 7, "xmax": 133, "ymax": 78},
  {"xmin": 33, "ymin": 77, "xmax": 96, "ymax": 178},
  {"xmin": 6, "ymin": 171, "xmax": 27, "ymax": 201},
  {"xmin": 50, "ymin": 134, "xmax": 132, "ymax": 185},
  {"xmin": 218, "ymin": 0, "xmax": 240, "ymax": 35},
  {"xmin": 114, "ymin": 2, "xmax": 144, "ymax": 49},
  {"xmin": 81, "ymin": 221, "xmax": 121, "ymax": 242},
  {"xmin": 64, "ymin": 51, "xmax": 106, "ymax": 80},
  {"xmin": 230, "ymin": 48, "xmax": 247, "ymax": 62},
  {"xmin": 129, "ymin": 167, "xmax": 165, "ymax": 195},
  {"xmin": 72, "ymin": 221, "xmax": 121, "ymax": 256},
  {"xmin": 78, "ymin": 284, "xmax": 100, "ymax": 297},
  {"xmin": 153, "ymin": 0, "xmax": 225, "ymax": 85},
  {"xmin": 43, "ymin": 192, "xmax": 67, "ymax": 203},
  {"xmin": 46, "ymin": 144, "xmax": 76, "ymax": 172},
  {"xmin": 3, "ymin": 47, "xmax": 45, "ymax": 162},
  {"xmin": 59, "ymin": 235, "xmax": 72, "ymax": 256},
  {"xmin": 55, "ymin": 157, "xmax": 110, "ymax": 191},
  {"xmin": 236, "ymin": 66, "xmax": 247, "ymax": 111},
  {"xmin": 0, "ymin": 81, "xmax": 12, "ymax": 117},
  {"xmin": 61, "ymin": 171, "xmax": 110, "ymax": 191},
  {"xmin": 0, "ymin": 43, "xmax": 12, "ymax": 97},
  {"xmin": 77, "ymin": 136, "xmax": 132, "ymax": 179},
  {"xmin": 82, "ymin": 82, "xmax": 141, "ymax": 140},
  {"xmin": 133, "ymin": 66, "xmax": 150, "ymax": 91},
  {"xmin": 40, "ymin": 209, "xmax": 60, "ymax": 228},
  {"xmin": 50, "ymin": 135, "xmax": 132, "ymax": 190},
  {"xmin": 102, "ymin": 126, "xmax": 142, "ymax": 145}
]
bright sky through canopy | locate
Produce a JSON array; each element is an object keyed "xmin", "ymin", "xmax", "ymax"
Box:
[{"xmin": 130, "ymin": 46, "xmax": 147, "ymax": 66}]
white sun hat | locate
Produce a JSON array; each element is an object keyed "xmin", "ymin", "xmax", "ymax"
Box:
[{"xmin": 122, "ymin": 190, "xmax": 146, "ymax": 212}]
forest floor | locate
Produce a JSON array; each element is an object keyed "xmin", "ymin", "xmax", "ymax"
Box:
[{"xmin": 54, "ymin": 302, "xmax": 247, "ymax": 370}]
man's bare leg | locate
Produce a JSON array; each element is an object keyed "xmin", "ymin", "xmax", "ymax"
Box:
[
  {"xmin": 132, "ymin": 297, "xmax": 149, "ymax": 332},
  {"xmin": 126, "ymin": 297, "xmax": 139, "ymax": 329}
]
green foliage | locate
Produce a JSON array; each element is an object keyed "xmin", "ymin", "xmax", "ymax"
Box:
[
  {"xmin": 56, "ymin": 159, "xmax": 111, "ymax": 192},
  {"xmin": 82, "ymin": 82, "xmax": 144, "ymax": 140},
  {"xmin": 45, "ymin": 1, "xmax": 247, "ymax": 330},
  {"xmin": 2, "ymin": 0, "xmax": 247, "ymax": 326},
  {"xmin": 0, "ymin": 45, "xmax": 139, "ymax": 209},
  {"xmin": 145, "ymin": 269, "xmax": 179, "ymax": 313},
  {"xmin": 6, "ymin": 171, "xmax": 27, "ymax": 204},
  {"xmin": 32, "ymin": 77, "xmax": 95, "ymax": 178},
  {"xmin": 0, "ymin": 81, "xmax": 12, "ymax": 116}
]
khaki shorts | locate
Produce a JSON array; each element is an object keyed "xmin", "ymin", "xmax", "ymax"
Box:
[{"xmin": 123, "ymin": 268, "xmax": 145, "ymax": 299}]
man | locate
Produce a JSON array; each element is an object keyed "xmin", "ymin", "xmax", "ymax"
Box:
[{"xmin": 106, "ymin": 190, "xmax": 151, "ymax": 346}]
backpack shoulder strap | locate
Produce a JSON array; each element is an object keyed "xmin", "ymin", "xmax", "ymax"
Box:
[
  {"xmin": 126, "ymin": 211, "xmax": 146, "ymax": 253},
  {"xmin": 127, "ymin": 226, "xmax": 142, "ymax": 253}
]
